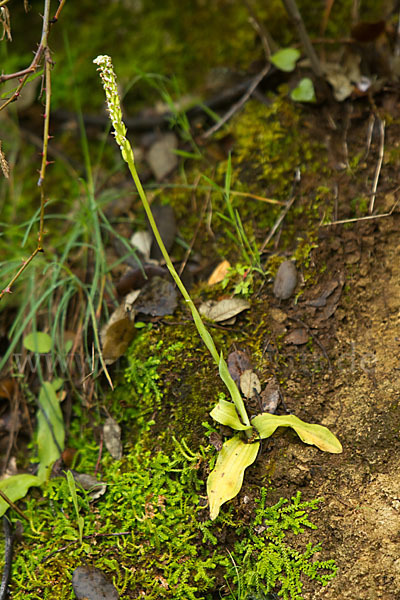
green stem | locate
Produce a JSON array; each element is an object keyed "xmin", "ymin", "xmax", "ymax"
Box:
[
  {"xmin": 93, "ymin": 54, "xmax": 251, "ymax": 428},
  {"xmin": 124, "ymin": 151, "xmax": 250, "ymax": 428}
]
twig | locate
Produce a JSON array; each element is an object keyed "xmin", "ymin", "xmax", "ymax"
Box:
[
  {"xmin": 202, "ymin": 63, "xmax": 270, "ymax": 139},
  {"xmin": 0, "ymin": 0, "xmax": 66, "ymax": 105},
  {"xmin": 0, "ymin": 490, "xmax": 29, "ymax": 522},
  {"xmin": 244, "ymin": 0, "xmax": 277, "ymax": 57},
  {"xmin": 281, "ymin": 0, "xmax": 323, "ymax": 77},
  {"xmin": 322, "ymin": 198, "xmax": 399, "ymax": 226},
  {"xmin": 363, "ymin": 113, "xmax": 375, "ymax": 160},
  {"xmin": 0, "ymin": 516, "xmax": 14, "ymax": 600},
  {"xmin": 0, "ymin": 0, "xmax": 65, "ymax": 300},
  {"xmin": 259, "ymin": 168, "xmax": 301, "ymax": 253},
  {"xmin": 369, "ymin": 118, "xmax": 385, "ymax": 214}
]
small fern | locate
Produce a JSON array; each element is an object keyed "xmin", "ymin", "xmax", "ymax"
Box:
[{"xmin": 229, "ymin": 490, "xmax": 337, "ymax": 600}]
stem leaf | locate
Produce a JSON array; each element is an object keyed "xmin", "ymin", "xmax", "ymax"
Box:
[{"xmin": 252, "ymin": 413, "xmax": 342, "ymax": 453}]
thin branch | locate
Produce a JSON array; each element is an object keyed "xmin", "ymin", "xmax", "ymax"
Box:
[
  {"xmin": 0, "ymin": 0, "xmax": 66, "ymax": 110},
  {"xmin": 202, "ymin": 63, "xmax": 270, "ymax": 139},
  {"xmin": 322, "ymin": 198, "xmax": 399, "ymax": 226},
  {"xmin": 0, "ymin": 490, "xmax": 29, "ymax": 522},
  {"xmin": 369, "ymin": 117, "xmax": 385, "ymax": 214},
  {"xmin": 0, "ymin": 0, "xmax": 64, "ymax": 300},
  {"xmin": 259, "ymin": 169, "xmax": 300, "ymax": 253},
  {"xmin": 281, "ymin": 0, "xmax": 323, "ymax": 77}
]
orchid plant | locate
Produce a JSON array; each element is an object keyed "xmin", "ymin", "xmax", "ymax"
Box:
[{"xmin": 94, "ymin": 55, "xmax": 342, "ymax": 520}]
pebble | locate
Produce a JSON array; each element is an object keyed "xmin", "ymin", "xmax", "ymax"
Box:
[{"xmin": 273, "ymin": 260, "xmax": 298, "ymax": 300}]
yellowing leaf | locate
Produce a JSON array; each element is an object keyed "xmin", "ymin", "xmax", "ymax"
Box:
[
  {"xmin": 210, "ymin": 399, "xmax": 251, "ymax": 431},
  {"xmin": 252, "ymin": 413, "xmax": 342, "ymax": 453},
  {"xmin": 207, "ymin": 436, "xmax": 259, "ymax": 520},
  {"xmin": 0, "ymin": 474, "xmax": 41, "ymax": 518}
]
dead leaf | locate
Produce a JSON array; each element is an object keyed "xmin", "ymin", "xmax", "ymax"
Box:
[
  {"xmin": 209, "ymin": 432, "xmax": 223, "ymax": 451},
  {"xmin": 103, "ymin": 417, "xmax": 122, "ymax": 460},
  {"xmin": 115, "ymin": 264, "xmax": 168, "ymax": 296},
  {"xmin": 260, "ymin": 378, "xmax": 280, "ymax": 413},
  {"xmin": 240, "ymin": 369, "xmax": 261, "ymax": 399},
  {"xmin": 199, "ymin": 298, "xmax": 250, "ymax": 322},
  {"xmin": 132, "ymin": 276, "xmax": 178, "ymax": 316},
  {"xmin": 227, "ymin": 350, "xmax": 253, "ymax": 386},
  {"xmin": 130, "ymin": 230, "xmax": 152, "ymax": 261},
  {"xmin": 70, "ymin": 471, "xmax": 107, "ymax": 501},
  {"xmin": 208, "ymin": 260, "xmax": 231, "ymax": 285},
  {"xmin": 101, "ymin": 305, "xmax": 136, "ymax": 364}
]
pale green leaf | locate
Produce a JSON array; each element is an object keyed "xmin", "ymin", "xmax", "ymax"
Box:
[
  {"xmin": 0, "ymin": 474, "xmax": 41, "ymax": 517},
  {"xmin": 207, "ymin": 436, "xmax": 259, "ymax": 520},
  {"xmin": 252, "ymin": 413, "xmax": 342, "ymax": 453},
  {"xmin": 23, "ymin": 331, "xmax": 52, "ymax": 353},
  {"xmin": 210, "ymin": 399, "xmax": 252, "ymax": 431},
  {"xmin": 290, "ymin": 77, "xmax": 316, "ymax": 102},
  {"xmin": 218, "ymin": 354, "xmax": 250, "ymax": 427},
  {"xmin": 270, "ymin": 48, "xmax": 301, "ymax": 72},
  {"xmin": 37, "ymin": 381, "xmax": 65, "ymax": 481}
]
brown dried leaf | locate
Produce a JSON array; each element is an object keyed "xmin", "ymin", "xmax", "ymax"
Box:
[
  {"xmin": 208, "ymin": 260, "xmax": 231, "ymax": 285},
  {"xmin": 101, "ymin": 305, "xmax": 136, "ymax": 365},
  {"xmin": 132, "ymin": 276, "xmax": 178, "ymax": 316},
  {"xmin": 260, "ymin": 378, "xmax": 280, "ymax": 414},
  {"xmin": 227, "ymin": 350, "xmax": 253, "ymax": 386},
  {"xmin": 70, "ymin": 471, "xmax": 107, "ymax": 502},
  {"xmin": 199, "ymin": 298, "xmax": 250, "ymax": 322},
  {"xmin": 240, "ymin": 369, "xmax": 261, "ymax": 399}
]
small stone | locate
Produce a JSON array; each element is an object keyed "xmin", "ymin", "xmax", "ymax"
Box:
[
  {"xmin": 270, "ymin": 307, "xmax": 287, "ymax": 323},
  {"xmin": 273, "ymin": 260, "xmax": 298, "ymax": 300}
]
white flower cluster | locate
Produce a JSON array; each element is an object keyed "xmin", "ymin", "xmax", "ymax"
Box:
[{"xmin": 93, "ymin": 55, "xmax": 127, "ymax": 151}]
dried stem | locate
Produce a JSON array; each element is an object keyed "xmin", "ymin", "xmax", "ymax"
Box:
[
  {"xmin": 0, "ymin": 0, "xmax": 65, "ymax": 300},
  {"xmin": 0, "ymin": 0, "xmax": 66, "ymax": 111},
  {"xmin": 281, "ymin": 0, "xmax": 323, "ymax": 77}
]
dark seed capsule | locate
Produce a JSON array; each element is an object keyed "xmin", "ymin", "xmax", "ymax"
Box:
[{"xmin": 273, "ymin": 260, "xmax": 297, "ymax": 300}]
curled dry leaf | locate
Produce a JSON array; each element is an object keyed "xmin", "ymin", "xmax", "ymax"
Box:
[
  {"xmin": 130, "ymin": 230, "xmax": 152, "ymax": 261},
  {"xmin": 260, "ymin": 378, "xmax": 280, "ymax": 413},
  {"xmin": 199, "ymin": 298, "xmax": 250, "ymax": 322},
  {"xmin": 227, "ymin": 349, "xmax": 253, "ymax": 386},
  {"xmin": 240, "ymin": 369, "xmax": 261, "ymax": 399},
  {"xmin": 208, "ymin": 260, "xmax": 231, "ymax": 285},
  {"xmin": 103, "ymin": 416, "xmax": 122, "ymax": 460},
  {"xmin": 101, "ymin": 304, "xmax": 137, "ymax": 365},
  {"xmin": 70, "ymin": 471, "xmax": 107, "ymax": 501},
  {"xmin": 209, "ymin": 431, "xmax": 223, "ymax": 451}
]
